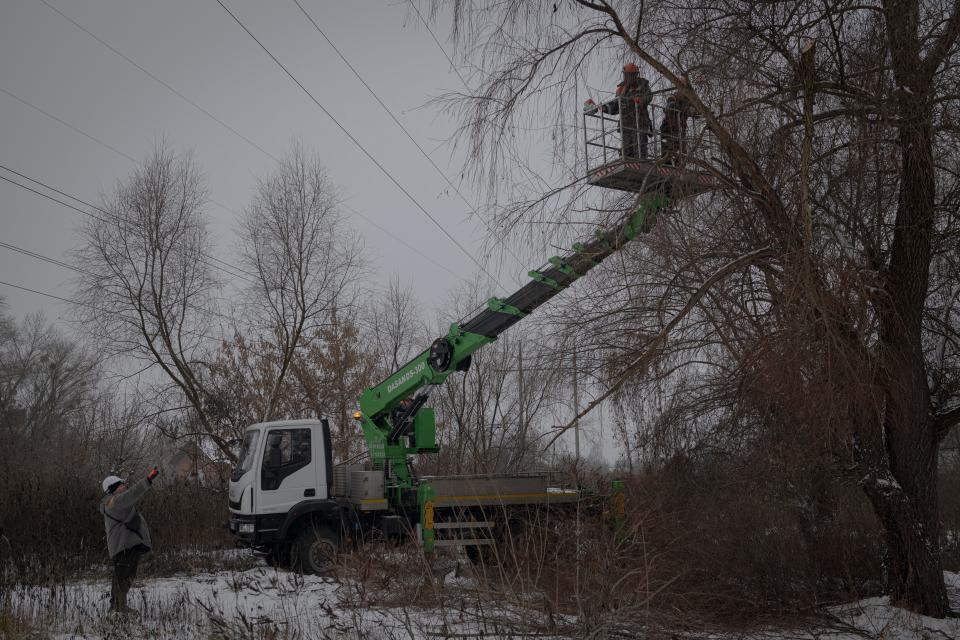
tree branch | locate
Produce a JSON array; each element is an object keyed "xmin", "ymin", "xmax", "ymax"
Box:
[{"xmin": 543, "ymin": 246, "xmax": 775, "ymax": 450}]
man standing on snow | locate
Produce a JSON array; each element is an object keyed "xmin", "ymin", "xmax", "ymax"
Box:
[{"xmin": 100, "ymin": 466, "xmax": 159, "ymax": 615}]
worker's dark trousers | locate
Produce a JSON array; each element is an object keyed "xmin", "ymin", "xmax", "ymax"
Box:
[
  {"xmin": 110, "ymin": 548, "xmax": 143, "ymax": 611},
  {"xmin": 622, "ymin": 128, "xmax": 649, "ymax": 160},
  {"xmin": 661, "ymin": 134, "xmax": 687, "ymax": 166}
]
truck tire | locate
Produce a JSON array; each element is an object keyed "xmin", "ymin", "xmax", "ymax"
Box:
[{"xmin": 292, "ymin": 525, "xmax": 337, "ymax": 575}]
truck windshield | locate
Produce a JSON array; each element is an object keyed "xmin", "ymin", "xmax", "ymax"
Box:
[{"xmin": 231, "ymin": 430, "xmax": 260, "ymax": 482}]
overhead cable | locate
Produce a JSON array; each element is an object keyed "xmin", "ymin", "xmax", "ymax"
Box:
[
  {"xmin": 0, "ymin": 278, "xmax": 233, "ymax": 342},
  {"xmin": 0, "ymin": 239, "xmax": 94, "ymax": 277},
  {"xmin": 29, "ymin": 1, "xmax": 483, "ymax": 288},
  {"xmin": 0, "ymin": 82, "xmax": 249, "ymax": 227},
  {"xmin": 0, "ymin": 166, "xmax": 256, "ymax": 285},
  {"xmin": 0, "ymin": 83, "xmax": 450, "ymax": 287},
  {"xmin": 0, "ymin": 86, "xmax": 138, "ymax": 163},
  {"xmin": 293, "ymin": 0, "xmax": 524, "ymax": 276},
  {"xmin": 38, "ymin": 0, "xmax": 280, "ymax": 164},
  {"xmin": 406, "ymin": 1, "xmax": 472, "ymax": 90},
  {"xmin": 214, "ymin": 0, "xmax": 504, "ymax": 290}
]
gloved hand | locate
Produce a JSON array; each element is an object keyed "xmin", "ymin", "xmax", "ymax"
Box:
[{"xmin": 147, "ymin": 466, "xmax": 159, "ymax": 483}]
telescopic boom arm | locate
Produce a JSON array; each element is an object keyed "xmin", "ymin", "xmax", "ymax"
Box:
[{"xmin": 355, "ymin": 190, "xmax": 671, "ymax": 488}]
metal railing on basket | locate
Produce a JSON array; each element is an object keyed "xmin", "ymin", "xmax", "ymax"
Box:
[{"xmin": 582, "ymin": 91, "xmax": 717, "ymax": 177}]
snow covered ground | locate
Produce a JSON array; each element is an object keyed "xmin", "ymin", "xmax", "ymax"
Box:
[
  {"xmin": 4, "ymin": 550, "xmax": 565, "ymax": 639},
  {"xmin": 8, "ymin": 569, "xmax": 524, "ymax": 638},
  {"xmin": 4, "ymin": 558, "xmax": 959, "ymax": 639}
]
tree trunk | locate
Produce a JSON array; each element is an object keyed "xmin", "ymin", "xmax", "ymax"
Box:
[
  {"xmin": 868, "ymin": 94, "xmax": 950, "ymax": 616},
  {"xmin": 863, "ymin": 452, "xmax": 948, "ymax": 616}
]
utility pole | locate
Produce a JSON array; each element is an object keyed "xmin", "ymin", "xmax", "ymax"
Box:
[{"xmin": 572, "ymin": 349, "xmax": 580, "ymax": 461}]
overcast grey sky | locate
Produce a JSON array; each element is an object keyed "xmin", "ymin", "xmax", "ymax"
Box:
[
  {"xmin": 0, "ymin": 0, "xmax": 618, "ymax": 462},
  {"xmin": 0, "ymin": 0, "xmax": 533, "ymax": 326}
]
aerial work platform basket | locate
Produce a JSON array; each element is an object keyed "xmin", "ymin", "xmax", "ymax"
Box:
[{"xmin": 582, "ymin": 95, "xmax": 719, "ymax": 196}]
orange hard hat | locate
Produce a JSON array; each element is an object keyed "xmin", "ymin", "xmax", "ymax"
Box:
[{"xmin": 623, "ymin": 62, "xmax": 639, "ymax": 73}]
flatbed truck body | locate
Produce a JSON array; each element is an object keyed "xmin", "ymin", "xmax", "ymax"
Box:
[{"xmin": 227, "ymin": 419, "xmax": 583, "ymax": 572}]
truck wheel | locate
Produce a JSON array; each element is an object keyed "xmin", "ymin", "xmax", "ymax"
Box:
[{"xmin": 292, "ymin": 526, "xmax": 337, "ymax": 575}]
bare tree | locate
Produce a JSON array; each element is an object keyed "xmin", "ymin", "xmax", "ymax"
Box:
[
  {"xmin": 72, "ymin": 145, "xmax": 233, "ymax": 458},
  {"xmin": 0, "ymin": 309, "xmax": 98, "ymax": 452},
  {"xmin": 366, "ymin": 275, "xmax": 424, "ymax": 375},
  {"xmin": 436, "ymin": 0, "xmax": 960, "ymax": 616},
  {"xmin": 240, "ymin": 142, "xmax": 365, "ymax": 421}
]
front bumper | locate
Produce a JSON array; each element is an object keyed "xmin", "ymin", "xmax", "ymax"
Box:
[
  {"xmin": 229, "ymin": 512, "xmax": 287, "ymax": 547},
  {"xmin": 229, "ymin": 513, "xmax": 256, "ymax": 544}
]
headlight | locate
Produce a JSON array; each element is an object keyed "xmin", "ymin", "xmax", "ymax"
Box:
[{"xmin": 238, "ymin": 523, "xmax": 255, "ymax": 534}]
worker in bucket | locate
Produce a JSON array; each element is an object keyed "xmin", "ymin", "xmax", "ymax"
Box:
[
  {"xmin": 660, "ymin": 78, "xmax": 699, "ymax": 166},
  {"xmin": 602, "ymin": 62, "xmax": 653, "ymax": 159},
  {"xmin": 100, "ymin": 465, "xmax": 159, "ymax": 616}
]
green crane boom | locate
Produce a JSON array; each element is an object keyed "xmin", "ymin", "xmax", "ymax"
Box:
[{"xmin": 355, "ymin": 189, "xmax": 672, "ymax": 490}]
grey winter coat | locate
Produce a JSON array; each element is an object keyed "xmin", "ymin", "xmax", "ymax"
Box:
[{"xmin": 100, "ymin": 477, "xmax": 153, "ymax": 559}]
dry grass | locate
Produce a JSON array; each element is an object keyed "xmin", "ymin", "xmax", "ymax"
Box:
[{"xmin": 2, "ymin": 460, "xmax": 958, "ymax": 638}]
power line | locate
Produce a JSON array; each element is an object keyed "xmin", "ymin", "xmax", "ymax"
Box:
[
  {"xmin": 0, "ymin": 79, "xmax": 476, "ymax": 289},
  {"xmin": 406, "ymin": 1, "xmax": 543, "ymax": 283},
  {"xmin": 0, "ymin": 239, "xmax": 93, "ymax": 277},
  {"xmin": 0, "ymin": 165, "xmax": 257, "ymax": 285},
  {"xmin": 0, "ymin": 172, "xmax": 95, "ymax": 219},
  {"xmin": 0, "ymin": 237, "xmax": 243, "ymax": 328},
  {"xmin": 0, "ymin": 86, "xmax": 137, "ymax": 163},
  {"xmin": 0, "ymin": 279, "xmax": 90, "ymax": 308},
  {"xmin": 406, "ymin": 1, "xmax": 472, "ymax": 90},
  {"xmin": 342, "ymin": 205, "xmax": 472, "ymax": 286},
  {"xmin": 0, "ymin": 278, "xmax": 234, "ymax": 342},
  {"xmin": 0, "ymin": 235, "xmax": 247, "ymax": 330},
  {"xmin": 214, "ymin": 0, "xmax": 504, "ymax": 290},
  {"xmin": 24, "ymin": 1, "xmax": 484, "ymax": 289},
  {"xmin": 0, "ymin": 82, "xmax": 245, "ymax": 223},
  {"xmin": 38, "ymin": 0, "xmax": 280, "ymax": 164},
  {"xmin": 0, "ymin": 83, "xmax": 476, "ymax": 292},
  {"xmin": 292, "ymin": 0, "xmax": 525, "ymax": 275},
  {"xmin": 0, "ymin": 164, "xmax": 254, "ymax": 283}
]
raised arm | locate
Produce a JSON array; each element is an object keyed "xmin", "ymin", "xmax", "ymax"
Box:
[{"xmin": 106, "ymin": 472, "xmax": 156, "ymax": 511}]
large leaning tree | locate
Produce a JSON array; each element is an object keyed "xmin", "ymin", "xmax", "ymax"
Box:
[{"xmin": 437, "ymin": 0, "xmax": 960, "ymax": 616}]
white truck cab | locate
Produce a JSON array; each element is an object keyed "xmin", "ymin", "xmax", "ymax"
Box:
[
  {"xmin": 228, "ymin": 419, "xmax": 336, "ymax": 568},
  {"xmin": 228, "ymin": 418, "xmax": 583, "ymax": 573}
]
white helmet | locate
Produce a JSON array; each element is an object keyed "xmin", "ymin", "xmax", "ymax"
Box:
[{"xmin": 101, "ymin": 475, "xmax": 125, "ymax": 494}]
